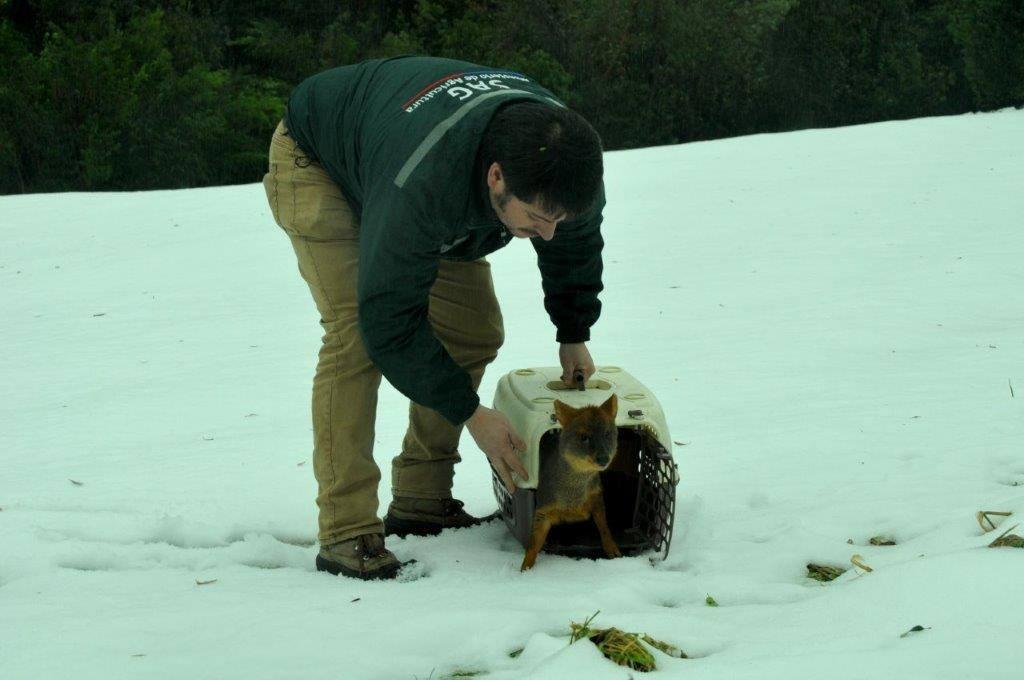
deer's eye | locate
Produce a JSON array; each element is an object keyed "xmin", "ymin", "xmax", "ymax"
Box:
[{"xmin": 580, "ymin": 434, "xmax": 591, "ymax": 445}]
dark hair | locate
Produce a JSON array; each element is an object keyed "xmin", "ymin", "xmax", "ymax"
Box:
[{"xmin": 480, "ymin": 101, "xmax": 603, "ymax": 217}]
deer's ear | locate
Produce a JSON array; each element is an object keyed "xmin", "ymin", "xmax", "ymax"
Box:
[
  {"xmin": 600, "ymin": 394, "xmax": 618, "ymax": 419},
  {"xmin": 553, "ymin": 399, "xmax": 574, "ymax": 426}
]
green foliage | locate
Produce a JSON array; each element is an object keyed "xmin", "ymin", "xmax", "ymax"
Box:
[
  {"xmin": 228, "ymin": 18, "xmax": 320, "ymax": 84},
  {"xmin": 3, "ymin": 5, "xmax": 282, "ymax": 191},
  {"xmin": 429, "ymin": 3, "xmax": 573, "ymax": 101},
  {"xmin": 763, "ymin": 0, "xmax": 965, "ymax": 129},
  {"xmin": 945, "ymin": 0, "xmax": 1024, "ymax": 108},
  {"xmin": 0, "ymin": 0, "xmax": 1021, "ymax": 194},
  {"xmin": 0, "ymin": 19, "xmax": 39, "ymax": 193}
]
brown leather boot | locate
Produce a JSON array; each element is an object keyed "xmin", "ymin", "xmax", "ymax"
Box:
[
  {"xmin": 384, "ymin": 497, "xmax": 500, "ymax": 538},
  {"xmin": 315, "ymin": 533, "xmax": 403, "ymax": 580}
]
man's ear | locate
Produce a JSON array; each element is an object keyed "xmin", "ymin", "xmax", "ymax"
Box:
[{"xmin": 487, "ymin": 161, "xmax": 504, "ymax": 191}]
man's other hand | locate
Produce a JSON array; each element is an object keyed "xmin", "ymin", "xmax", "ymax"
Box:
[
  {"xmin": 559, "ymin": 342, "xmax": 596, "ymax": 387},
  {"xmin": 465, "ymin": 405, "xmax": 529, "ymax": 493}
]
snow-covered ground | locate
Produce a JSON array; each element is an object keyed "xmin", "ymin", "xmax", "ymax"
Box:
[{"xmin": 2, "ymin": 109, "xmax": 1022, "ymax": 679}]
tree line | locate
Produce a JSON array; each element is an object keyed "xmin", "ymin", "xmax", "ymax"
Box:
[{"xmin": 1, "ymin": 0, "xmax": 1021, "ymax": 194}]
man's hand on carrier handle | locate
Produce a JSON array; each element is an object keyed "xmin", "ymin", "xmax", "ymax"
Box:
[
  {"xmin": 560, "ymin": 342, "xmax": 596, "ymax": 388},
  {"xmin": 466, "ymin": 405, "xmax": 529, "ymax": 494}
]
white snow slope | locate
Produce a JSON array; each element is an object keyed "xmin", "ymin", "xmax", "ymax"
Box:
[{"xmin": 2, "ymin": 109, "xmax": 1023, "ymax": 680}]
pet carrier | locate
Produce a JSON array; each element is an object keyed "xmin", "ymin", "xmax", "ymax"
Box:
[{"xmin": 491, "ymin": 366, "xmax": 680, "ymax": 559}]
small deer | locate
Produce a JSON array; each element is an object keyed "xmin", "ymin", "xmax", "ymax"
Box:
[{"xmin": 521, "ymin": 394, "xmax": 622, "ymax": 571}]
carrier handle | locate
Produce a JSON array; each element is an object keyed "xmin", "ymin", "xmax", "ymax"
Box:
[{"xmin": 573, "ymin": 368, "xmax": 586, "ymax": 391}]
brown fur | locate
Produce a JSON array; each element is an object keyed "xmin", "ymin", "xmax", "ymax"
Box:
[{"xmin": 521, "ymin": 394, "xmax": 622, "ymax": 571}]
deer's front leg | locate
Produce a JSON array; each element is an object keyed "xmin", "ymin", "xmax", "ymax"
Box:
[
  {"xmin": 521, "ymin": 511, "xmax": 554, "ymax": 571},
  {"xmin": 590, "ymin": 493, "xmax": 622, "ymax": 558}
]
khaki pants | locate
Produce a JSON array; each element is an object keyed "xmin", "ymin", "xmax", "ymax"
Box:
[{"xmin": 262, "ymin": 121, "xmax": 504, "ymax": 544}]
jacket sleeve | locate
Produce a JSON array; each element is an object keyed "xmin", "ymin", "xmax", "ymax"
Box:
[
  {"xmin": 531, "ymin": 183, "xmax": 606, "ymax": 343},
  {"xmin": 356, "ymin": 198, "xmax": 480, "ymax": 426}
]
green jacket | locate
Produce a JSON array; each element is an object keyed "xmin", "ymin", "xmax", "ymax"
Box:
[{"xmin": 285, "ymin": 56, "xmax": 605, "ymax": 425}]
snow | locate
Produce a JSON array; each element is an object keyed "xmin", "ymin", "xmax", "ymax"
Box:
[{"xmin": 2, "ymin": 108, "xmax": 1023, "ymax": 679}]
